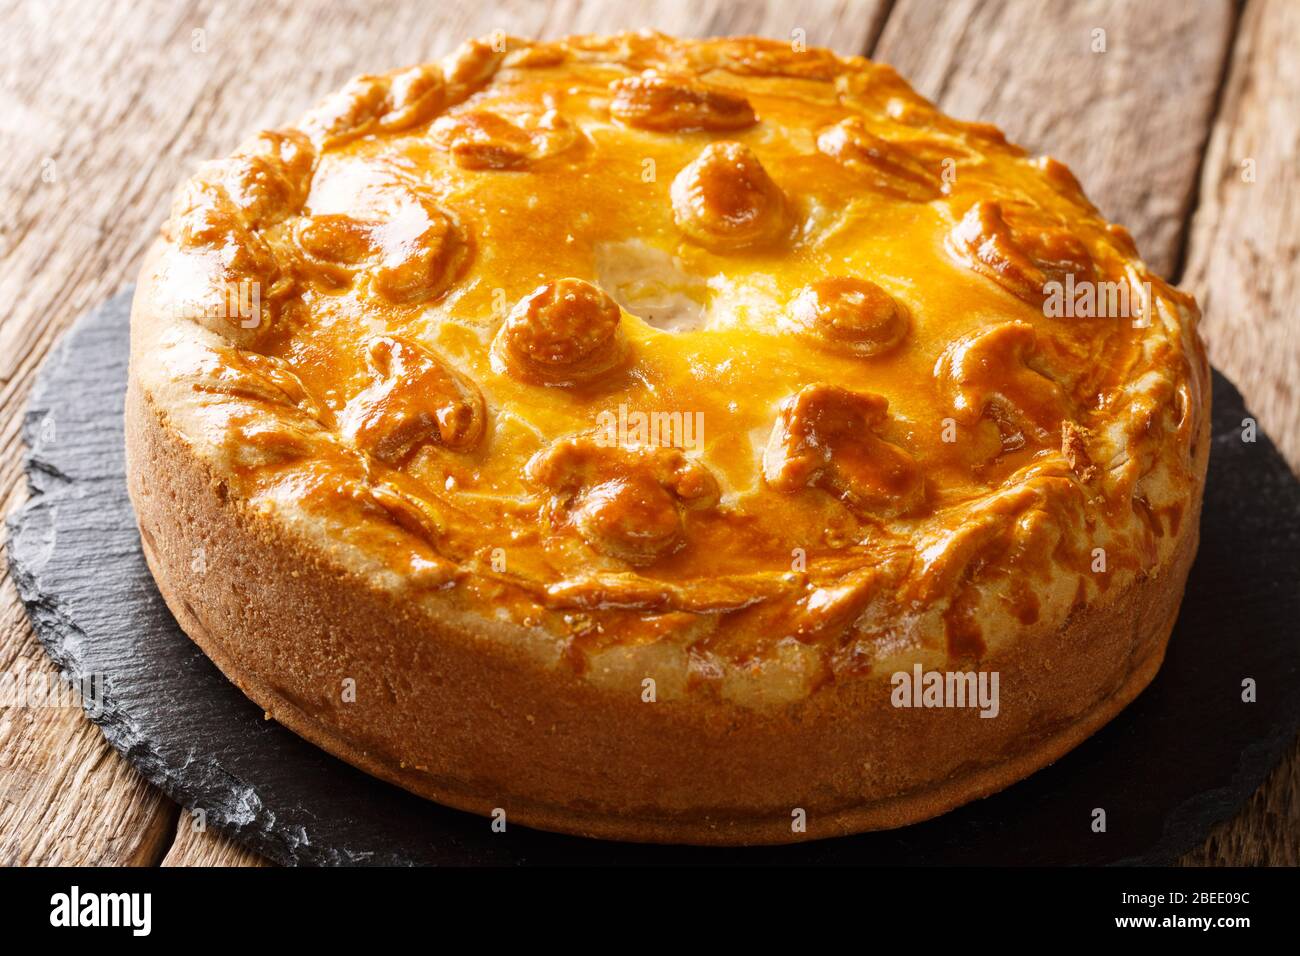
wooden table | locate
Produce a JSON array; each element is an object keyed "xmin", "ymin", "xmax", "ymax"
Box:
[{"xmin": 1, "ymin": 0, "xmax": 1295, "ymax": 867}]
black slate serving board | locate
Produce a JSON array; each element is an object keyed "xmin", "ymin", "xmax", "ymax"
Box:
[{"xmin": 8, "ymin": 290, "xmax": 1300, "ymax": 865}]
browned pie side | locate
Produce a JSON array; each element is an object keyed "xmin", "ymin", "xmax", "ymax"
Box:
[{"xmin": 127, "ymin": 345, "xmax": 1208, "ymax": 846}]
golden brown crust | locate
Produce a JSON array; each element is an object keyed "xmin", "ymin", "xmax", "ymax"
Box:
[{"xmin": 127, "ymin": 31, "xmax": 1212, "ymax": 844}]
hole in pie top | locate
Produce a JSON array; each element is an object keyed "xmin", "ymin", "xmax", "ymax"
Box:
[{"xmin": 594, "ymin": 240, "xmax": 707, "ymax": 332}]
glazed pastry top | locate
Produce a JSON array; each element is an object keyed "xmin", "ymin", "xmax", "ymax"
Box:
[{"xmin": 134, "ymin": 32, "xmax": 1209, "ymax": 703}]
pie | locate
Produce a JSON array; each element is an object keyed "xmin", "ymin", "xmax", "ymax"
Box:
[{"xmin": 126, "ymin": 32, "xmax": 1211, "ymax": 845}]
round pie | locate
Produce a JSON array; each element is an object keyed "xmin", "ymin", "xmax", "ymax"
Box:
[{"xmin": 126, "ymin": 32, "xmax": 1211, "ymax": 845}]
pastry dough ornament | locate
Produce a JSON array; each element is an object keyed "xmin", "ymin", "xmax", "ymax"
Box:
[
  {"xmin": 947, "ymin": 200, "xmax": 1096, "ymax": 305},
  {"xmin": 671, "ymin": 141, "xmax": 791, "ymax": 251},
  {"xmin": 491, "ymin": 278, "xmax": 629, "ymax": 386},
  {"xmin": 816, "ymin": 117, "xmax": 945, "ymax": 201},
  {"xmin": 527, "ymin": 438, "xmax": 720, "ymax": 565},
  {"xmin": 342, "ymin": 335, "xmax": 485, "ymax": 464},
  {"xmin": 936, "ymin": 321, "xmax": 1070, "ymax": 448},
  {"xmin": 782, "ymin": 277, "xmax": 910, "ymax": 355},
  {"xmin": 431, "ymin": 108, "xmax": 580, "ymax": 169},
  {"xmin": 293, "ymin": 199, "xmax": 468, "ymax": 303},
  {"xmin": 610, "ymin": 73, "xmax": 758, "ymax": 132},
  {"xmin": 763, "ymin": 384, "xmax": 924, "ymax": 518},
  {"xmin": 128, "ymin": 32, "xmax": 1210, "ymax": 845}
]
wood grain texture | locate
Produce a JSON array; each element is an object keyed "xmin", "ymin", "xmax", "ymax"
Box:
[
  {"xmin": 874, "ymin": 0, "xmax": 1236, "ymax": 278},
  {"xmin": 0, "ymin": 0, "xmax": 1293, "ymax": 866},
  {"xmin": 1183, "ymin": 0, "xmax": 1300, "ymax": 471},
  {"xmin": 162, "ymin": 815, "xmax": 271, "ymax": 867},
  {"xmin": 1182, "ymin": 739, "xmax": 1300, "ymax": 867}
]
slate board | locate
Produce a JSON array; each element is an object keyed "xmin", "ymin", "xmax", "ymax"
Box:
[{"xmin": 8, "ymin": 289, "xmax": 1300, "ymax": 865}]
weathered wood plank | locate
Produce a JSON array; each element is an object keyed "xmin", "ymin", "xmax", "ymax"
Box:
[
  {"xmin": 1181, "ymin": 744, "xmax": 1300, "ymax": 867},
  {"xmin": 1182, "ymin": 0, "xmax": 1300, "ymax": 472},
  {"xmin": 873, "ymin": 0, "xmax": 1236, "ymax": 278},
  {"xmin": 162, "ymin": 815, "xmax": 272, "ymax": 867}
]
